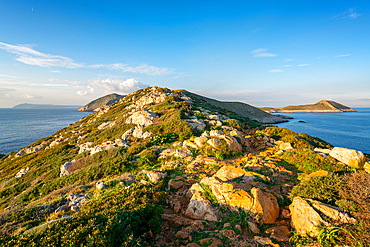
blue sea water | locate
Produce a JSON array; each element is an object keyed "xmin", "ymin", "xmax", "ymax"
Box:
[
  {"xmin": 0, "ymin": 107, "xmax": 369, "ymax": 155},
  {"xmin": 0, "ymin": 108, "xmax": 89, "ymax": 155},
  {"xmin": 275, "ymin": 108, "xmax": 370, "ymax": 154}
]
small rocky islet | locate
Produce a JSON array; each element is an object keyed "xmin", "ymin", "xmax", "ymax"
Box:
[{"xmin": 0, "ymin": 86, "xmax": 369, "ymax": 246}]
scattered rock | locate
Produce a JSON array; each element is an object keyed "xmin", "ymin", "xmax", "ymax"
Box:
[
  {"xmin": 96, "ymin": 180, "xmax": 105, "ymax": 190},
  {"xmin": 278, "ymin": 142, "xmax": 293, "ymax": 151},
  {"xmin": 194, "ymin": 136, "xmax": 208, "ymax": 148},
  {"xmin": 364, "ymin": 162, "xmax": 370, "ymax": 174},
  {"xmin": 49, "ymin": 137, "xmax": 64, "ymax": 148},
  {"xmin": 60, "ymin": 161, "xmax": 73, "ymax": 177},
  {"xmin": 169, "ymin": 179, "xmax": 184, "ymax": 190},
  {"xmin": 207, "ymin": 138, "xmax": 223, "ymax": 149},
  {"xmin": 90, "ymin": 141, "xmax": 117, "ymax": 155},
  {"xmin": 78, "ymin": 142, "xmax": 93, "ymax": 154},
  {"xmin": 254, "ymin": 236, "xmax": 279, "ymax": 247},
  {"xmin": 98, "ymin": 121, "xmax": 115, "ymax": 130},
  {"xmin": 143, "ymin": 170, "xmax": 167, "ymax": 182},
  {"xmin": 248, "ymin": 221, "xmax": 260, "ymax": 234},
  {"xmin": 266, "ymin": 225, "xmax": 290, "ymax": 242},
  {"xmin": 187, "ymin": 119, "xmax": 206, "ymax": 131},
  {"xmin": 185, "ymin": 191, "xmax": 219, "ymax": 221},
  {"xmin": 115, "ymin": 138, "xmax": 130, "ymax": 148},
  {"xmin": 329, "ymin": 147, "xmax": 366, "ymax": 168},
  {"xmin": 219, "ymin": 135, "xmax": 242, "ymax": 153},
  {"xmin": 125, "ymin": 110, "xmax": 158, "ymax": 127},
  {"xmin": 15, "ymin": 167, "xmax": 30, "ymax": 178}
]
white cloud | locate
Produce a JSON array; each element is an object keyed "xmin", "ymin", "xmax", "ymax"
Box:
[
  {"xmin": 333, "ymin": 8, "xmax": 361, "ymax": 20},
  {"xmin": 21, "ymin": 94, "xmax": 43, "ymax": 99},
  {"xmin": 50, "ymin": 70, "xmax": 61, "ymax": 73},
  {"xmin": 251, "ymin": 48, "xmax": 277, "ymax": 58},
  {"xmin": 269, "ymin": 69, "xmax": 283, "ymax": 73},
  {"xmin": 49, "ymin": 78, "xmax": 85, "ymax": 86},
  {"xmin": 0, "ymin": 41, "xmax": 181, "ymax": 76},
  {"xmin": 317, "ymin": 56, "xmax": 327, "ymax": 59},
  {"xmin": 82, "ymin": 78, "xmax": 149, "ymax": 95},
  {"xmin": 335, "ymin": 54, "xmax": 352, "ymax": 57},
  {"xmin": 285, "ymin": 58, "xmax": 294, "ymax": 62},
  {"xmin": 0, "ymin": 42, "xmax": 85, "ymax": 68},
  {"xmin": 0, "ymin": 73, "xmax": 23, "ymax": 79},
  {"xmin": 282, "ymin": 65, "xmax": 292, "ymax": 67},
  {"xmin": 106, "ymin": 63, "xmax": 175, "ymax": 76},
  {"xmin": 297, "ymin": 64, "xmax": 309, "ymax": 67}
]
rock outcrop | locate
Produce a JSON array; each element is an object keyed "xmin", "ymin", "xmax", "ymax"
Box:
[{"xmin": 329, "ymin": 147, "xmax": 366, "ymax": 168}]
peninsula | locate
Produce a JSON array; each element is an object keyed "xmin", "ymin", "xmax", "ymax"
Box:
[
  {"xmin": 0, "ymin": 87, "xmax": 368, "ymax": 246},
  {"xmin": 259, "ymin": 100, "xmax": 356, "ymax": 113},
  {"xmin": 78, "ymin": 93, "xmax": 125, "ymax": 112}
]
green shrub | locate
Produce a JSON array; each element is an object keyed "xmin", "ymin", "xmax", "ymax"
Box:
[
  {"xmin": 279, "ymin": 149, "xmax": 346, "ymax": 173},
  {"xmin": 151, "ymin": 133, "xmax": 177, "ymax": 145},
  {"xmin": 210, "ymin": 126, "xmax": 223, "ymax": 131},
  {"xmin": 194, "ymin": 112, "xmax": 206, "ymax": 119},
  {"xmin": 223, "ymin": 119, "xmax": 243, "ymax": 131},
  {"xmin": 289, "ymin": 174, "xmax": 342, "ymax": 204}
]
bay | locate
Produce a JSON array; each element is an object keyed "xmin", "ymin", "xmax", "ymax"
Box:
[
  {"xmin": 275, "ymin": 108, "xmax": 370, "ymax": 154},
  {"xmin": 0, "ymin": 108, "xmax": 89, "ymax": 155}
]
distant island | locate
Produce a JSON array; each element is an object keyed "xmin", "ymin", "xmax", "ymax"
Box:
[
  {"xmin": 259, "ymin": 100, "xmax": 356, "ymax": 113},
  {"xmin": 78, "ymin": 93, "xmax": 125, "ymax": 112},
  {"xmin": 13, "ymin": 103, "xmax": 81, "ymax": 109}
]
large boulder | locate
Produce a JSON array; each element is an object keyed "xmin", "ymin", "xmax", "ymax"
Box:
[
  {"xmin": 199, "ymin": 177, "xmax": 279, "ymax": 223},
  {"xmin": 213, "ymin": 165, "xmax": 268, "ymax": 183},
  {"xmin": 185, "ymin": 191, "xmax": 219, "ymax": 221},
  {"xmin": 60, "ymin": 161, "xmax": 73, "ymax": 177},
  {"xmin": 207, "ymin": 138, "xmax": 223, "ymax": 149},
  {"xmin": 142, "ymin": 170, "xmax": 167, "ymax": 182},
  {"xmin": 289, "ymin": 197, "xmax": 356, "ymax": 237},
  {"xmin": 219, "ymin": 135, "xmax": 242, "ymax": 153},
  {"xmin": 194, "ymin": 136, "xmax": 208, "ymax": 148},
  {"xmin": 15, "ymin": 167, "xmax": 30, "ymax": 178},
  {"xmin": 125, "ymin": 110, "xmax": 158, "ymax": 127},
  {"xmin": 329, "ymin": 147, "xmax": 366, "ymax": 168}
]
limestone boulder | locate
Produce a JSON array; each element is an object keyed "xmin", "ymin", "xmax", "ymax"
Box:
[
  {"xmin": 98, "ymin": 121, "xmax": 115, "ymax": 130},
  {"xmin": 142, "ymin": 170, "xmax": 167, "ymax": 182},
  {"xmin": 125, "ymin": 110, "xmax": 158, "ymax": 127},
  {"xmin": 194, "ymin": 136, "xmax": 208, "ymax": 148},
  {"xmin": 329, "ymin": 147, "xmax": 366, "ymax": 168},
  {"xmin": 219, "ymin": 135, "xmax": 242, "ymax": 153},
  {"xmin": 175, "ymin": 146, "xmax": 192, "ymax": 158},
  {"xmin": 183, "ymin": 140, "xmax": 198, "ymax": 149},
  {"xmin": 50, "ymin": 137, "xmax": 64, "ymax": 148},
  {"xmin": 115, "ymin": 139, "xmax": 130, "ymax": 148},
  {"xmin": 209, "ymin": 130, "xmax": 224, "ymax": 137},
  {"xmin": 213, "ymin": 165, "xmax": 268, "ymax": 183},
  {"xmin": 121, "ymin": 128, "xmax": 134, "ymax": 140},
  {"xmin": 185, "ymin": 191, "xmax": 219, "ymax": 221},
  {"xmin": 78, "ymin": 142, "xmax": 93, "ymax": 154},
  {"xmin": 364, "ymin": 162, "xmax": 370, "ymax": 174},
  {"xmin": 289, "ymin": 197, "xmax": 356, "ymax": 237},
  {"xmin": 207, "ymin": 138, "xmax": 223, "ymax": 149},
  {"xmin": 187, "ymin": 119, "xmax": 206, "ymax": 131},
  {"xmin": 60, "ymin": 161, "xmax": 73, "ymax": 177},
  {"xmin": 96, "ymin": 180, "xmax": 105, "ymax": 190},
  {"xmin": 90, "ymin": 141, "xmax": 117, "ymax": 155},
  {"xmin": 251, "ymin": 187, "xmax": 280, "ymax": 224},
  {"xmin": 15, "ymin": 167, "xmax": 30, "ymax": 178},
  {"xmin": 278, "ymin": 142, "xmax": 293, "ymax": 151},
  {"xmin": 132, "ymin": 126, "xmax": 153, "ymax": 139}
]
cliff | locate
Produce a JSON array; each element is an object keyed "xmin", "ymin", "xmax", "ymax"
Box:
[
  {"xmin": 260, "ymin": 100, "xmax": 356, "ymax": 113},
  {"xmin": 78, "ymin": 93, "xmax": 125, "ymax": 112},
  {"xmin": 0, "ymin": 86, "xmax": 368, "ymax": 246}
]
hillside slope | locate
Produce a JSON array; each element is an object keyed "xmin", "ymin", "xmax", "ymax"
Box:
[
  {"xmin": 78, "ymin": 93, "xmax": 125, "ymax": 112},
  {"xmin": 260, "ymin": 100, "xmax": 356, "ymax": 113},
  {"xmin": 184, "ymin": 91, "xmax": 287, "ymax": 124},
  {"xmin": 0, "ymin": 86, "xmax": 368, "ymax": 246}
]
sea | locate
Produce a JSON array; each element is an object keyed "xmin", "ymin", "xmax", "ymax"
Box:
[
  {"xmin": 0, "ymin": 107, "xmax": 369, "ymax": 155},
  {"xmin": 0, "ymin": 108, "xmax": 90, "ymax": 155},
  {"xmin": 274, "ymin": 108, "xmax": 370, "ymax": 154}
]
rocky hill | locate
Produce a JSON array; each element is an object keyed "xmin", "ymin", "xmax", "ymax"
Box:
[
  {"xmin": 0, "ymin": 86, "xmax": 369, "ymax": 246},
  {"xmin": 78, "ymin": 93, "xmax": 125, "ymax": 112},
  {"xmin": 260, "ymin": 100, "xmax": 356, "ymax": 113}
]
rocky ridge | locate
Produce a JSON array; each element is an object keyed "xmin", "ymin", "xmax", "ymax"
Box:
[{"xmin": 0, "ymin": 86, "xmax": 369, "ymax": 246}]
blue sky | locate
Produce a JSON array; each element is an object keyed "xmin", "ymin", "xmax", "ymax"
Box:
[{"xmin": 0, "ymin": 0, "xmax": 369, "ymax": 108}]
